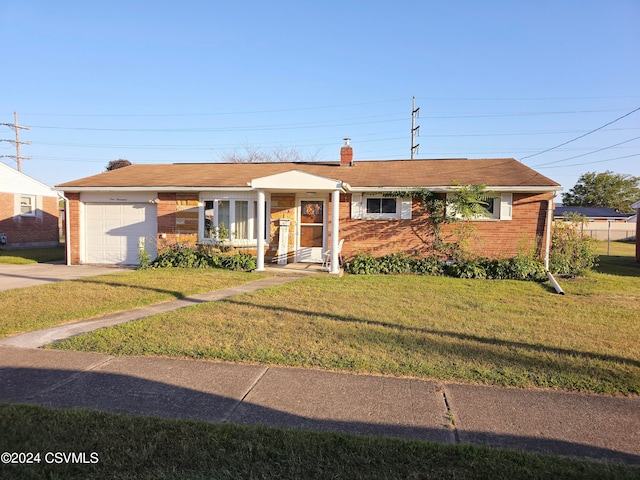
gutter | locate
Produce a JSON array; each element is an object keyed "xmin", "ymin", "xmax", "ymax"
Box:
[{"xmin": 544, "ymin": 191, "xmax": 564, "ymax": 294}]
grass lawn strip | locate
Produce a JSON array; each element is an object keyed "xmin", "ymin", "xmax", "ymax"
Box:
[
  {"xmin": 1, "ymin": 404, "xmax": 637, "ymax": 480},
  {"xmin": 0, "ymin": 246, "xmax": 65, "ymax": 264},
  {"xmin": 0, "ymin": 269, "xmax": 267, "ymax": 338},
  {"xmin": 52, "ymin": 270, "xmax": 640, "ymax": 395}
]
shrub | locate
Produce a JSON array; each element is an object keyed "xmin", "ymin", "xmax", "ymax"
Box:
[
  {"xmin": 412, "ymin": 256, "xmax": 445, "ymax": 276},
  {"xmin": 148, "ymin": 245, "xmax": 256, "ymax": 272},
  {"xmin": 377, "ymin": 253, "xmax": 412, "ymax": 274},
  {"xmin": 549, "ymin": 221, "xmax": 598, "ymax": 276},
  {"xmin": 445, "ymin": 258, "xmax": 487, "ymax": 279},
  {"xmin": 346, "ymin": 254, "xmax": 380, "ymax": 274},
  {"xmin": 346, "ymin": 252, "xmax": 546, "ymax": 281}
]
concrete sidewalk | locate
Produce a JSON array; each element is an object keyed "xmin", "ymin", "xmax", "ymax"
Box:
[{"xmin": 1, "ymin": 345, "xmax": 638, "ymax": 465}]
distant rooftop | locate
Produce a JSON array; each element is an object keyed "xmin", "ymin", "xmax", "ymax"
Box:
[{"xmin": 554, "ymin": 206, "xmax": 633, "ymax": 219}]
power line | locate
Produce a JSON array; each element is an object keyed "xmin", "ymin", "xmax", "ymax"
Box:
[
  {"xmin": 519, "ymin": 106, "xmax": 640, "ymax": 161},
  {"xmin": 537, "ymin": 153, "xmax": 640, "ymax": 169},
  {"xmin": 27, "ymin": 109, "xmax": 632, "ymax": 132},
  {"xmin": 531, "ymin": 135, "xmax": 640, "ymax": 167}
]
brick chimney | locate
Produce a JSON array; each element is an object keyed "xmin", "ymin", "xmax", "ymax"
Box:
[{"xmin": 340, "ymin": 138, "xmax": 353, "ymax": 166}]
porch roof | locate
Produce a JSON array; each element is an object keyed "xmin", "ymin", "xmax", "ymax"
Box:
[{"xmin": 249, "ymin": 170, "xmax": 343, "ymax": 191}]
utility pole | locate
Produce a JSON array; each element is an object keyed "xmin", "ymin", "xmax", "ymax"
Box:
[
  {"xmin": 1, "ymin": 111, "xmax": 31, "ymax": 171},
  {"xmin": 410, "ymin": 96, "xmax": 420, "ymax": 160}
]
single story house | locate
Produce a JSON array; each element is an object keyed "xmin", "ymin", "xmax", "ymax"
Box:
[
  {"xmin": 555, "ymin": 206, "xmax": 637, "ymax": 242},
  {"xmin": 55, "ymin": 142, "xmax": 561, "ymax": 272},
  {"xmin": 0, "ymin": 162, "xmax": 60, "ymax": 249},
  {"xmin": 554, "ymin": 206, "xmax": 633, "ymax": 222},
  {"xmin": 554, "ymin": 205, "xmax": 637, "ymax": 242}
]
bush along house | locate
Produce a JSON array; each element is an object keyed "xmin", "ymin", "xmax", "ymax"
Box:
[{"xmin": 55, "ymin": 140, "xmax": 561, "ymax": 273}]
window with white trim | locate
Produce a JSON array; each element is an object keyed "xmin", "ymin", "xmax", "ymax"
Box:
[
  {"xmin": 446, "ymin": 192, "xmax": 512, "ymax": 221},
  {"xmin": 351, "ymin": 193, "xmax": 412, "ymax": 220},
  {"xmin": 202, "ymin": 197, "xmax": 266, "ymax": 245},
  {"xmin": 20, "ymin": 195, "xmax": 35, "ymax": 216},
  {"xmin": 479, "ymin": 195, "xmax": 499, "ymax": 220},
  {"xmin": 366, "ymin": 197, "xmax": 396, "ymax": 215}
]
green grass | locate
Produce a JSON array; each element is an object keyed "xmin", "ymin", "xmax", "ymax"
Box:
[
  {"xmin": 51, "ymin": 270, "xmax": 640, "ymax": 395},
  {"xmin": 1, "ymin": 404, "xmax": 636, "ymax": 480},
  {"xmin": 0, "ymin": 269, "xmax": 266, "ymax": 338},
  {"xmin": 0, "ymin": 245, "xmax": 65, "ymax": 264},
  {"xmin": 595, "ymin": 240, "xmax": 640, "ymax": 276}
]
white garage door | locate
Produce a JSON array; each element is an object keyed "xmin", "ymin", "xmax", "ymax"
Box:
[{"xmin": 85, "ymin": 203, "xmax": 157, "ymax": 264}]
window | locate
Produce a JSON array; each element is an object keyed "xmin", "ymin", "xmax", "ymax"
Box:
[
  {"xmin": 20, "ymin": 195, "xmax": 35, "ymax": 216},
  {"xmin": 350, "ymin": 193, "xmax": 412, "ymax": 220},
  {"xmin": 366, "ymin": 197, "xmax": 396, "ymax": 214},
  {"xmin": 202, "ymin": 197, "xmax": 263, "ymax": 244},
  {"xmin": 235, "ymin": 201, "xmax": 248, "ymax": 240},
  {"xmin": 445, "ymin": 193, "xmax": 512, "ymax": 221},
  {"xmin": 480, "ymin": 195, "xmax": 499, "ymax": 219}
]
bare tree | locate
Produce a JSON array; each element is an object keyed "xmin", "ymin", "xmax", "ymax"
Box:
[
  {"xmin": 217, "ymin": 145, "xmax": 320, "ymax": 163},
  {"xmin": 106, "ymin": 158, "xmax": 132, "ymax": 171}
]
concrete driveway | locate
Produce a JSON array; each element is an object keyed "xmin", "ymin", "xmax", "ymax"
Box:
[{"xmin": 0, "ymin": 263, "xmax": 132, "ymax": 292}]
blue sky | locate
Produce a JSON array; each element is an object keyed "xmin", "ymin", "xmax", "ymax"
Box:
[{"xmin": 1, "ymin": 1, "xmax": 638, "ymax": 193}]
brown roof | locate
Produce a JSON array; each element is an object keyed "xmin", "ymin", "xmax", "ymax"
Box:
[{"xmin": 56, "ymin": 158, "xmax": 560, "ymax": 190}]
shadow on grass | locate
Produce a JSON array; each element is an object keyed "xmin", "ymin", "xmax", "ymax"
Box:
[
  {"xmin": 0, "ymin": 366, "xmax": 638, "ymax": 466},
  {"xmin": 223, "ymin": 299, "xmax": 640, "ymax": 371},
  {"xmin": 595, "ymin": 255, "xmax": 640, "ymax": 277}
]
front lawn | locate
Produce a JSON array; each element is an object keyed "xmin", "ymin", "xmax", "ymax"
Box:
[
  {"xmin": 0, "ymin": 245, "xmax": 65, "ymax": 264},
  {"xmin": 0, "ymin": 269, "xmax": 266, "ymax": 338},
  {"xmin": 51, "ymin": 270, "xmax": 640, "ymax": 395},
  {"xmin": 1, "ymin": 404, "xmax": 636, "ymax": 479}
]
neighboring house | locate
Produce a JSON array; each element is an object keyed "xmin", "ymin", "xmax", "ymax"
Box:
[
  {"xmin": 632, "ymin": 200, "xmax": 640, "ymax": 262},
  {"xmin": 554, "ymin": 206, "xmax": 636, "ymax": 242},
  {"xmin": 554, "ymin": 206, "xmax": 633, "ymax": 222},
  {"xmin": 55, "ymin": 142, "xmax": 561, "ymax": 271},
  {"xmin": 0, "ymin": 162, "xmax": 60, "ymax": 249}
]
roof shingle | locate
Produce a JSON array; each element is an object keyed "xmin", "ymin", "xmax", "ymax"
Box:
[{"xmin": 56, "ymin": 158, "xmax": 560, "ymax": 190}]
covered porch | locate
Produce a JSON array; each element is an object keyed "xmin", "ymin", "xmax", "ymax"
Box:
[{"xmin": 249, "ymin": 170, "xmax": 346, "ymax": 275}]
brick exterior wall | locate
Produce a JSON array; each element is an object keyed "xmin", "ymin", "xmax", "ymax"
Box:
[
  {"xmin": 0, "ymin": 192, "xmax": 60, "ymax": 249},
  {"xmin": 156, "ymin": 193, "xmax": 200, "ymax": 251},
  {"xmin": 333, "ymin": 192, "xmax": 552, "ymax": 260},
  {"xmin": 66, "ymin": 193, "xmax": 81, "ymax": 264},
  {"xmin": 65, "ymin": 190, "xmax": 553, "ymax": 264}
]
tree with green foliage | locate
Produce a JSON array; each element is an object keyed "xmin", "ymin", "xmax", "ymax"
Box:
[{"xmin": 561, "ymin": 171, "xmax": 640, "ymax": 213}]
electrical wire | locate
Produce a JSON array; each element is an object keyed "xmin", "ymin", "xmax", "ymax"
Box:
[
  {"xmin": 518, "ymin": 107, "xmax": 640, "ymax": 161},
  {"xmin": 537, "ymin": 153, "xmax": 640, "ymax": 169},
  {"xmin": 531, "ymin": 135, "xmax": 640, "ymax": 167}
]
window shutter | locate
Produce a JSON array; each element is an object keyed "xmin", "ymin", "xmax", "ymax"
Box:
[
  {"xmin": 500, "ymin": 193, "xmax": 513, "ymax": 220},
  {"xmin": 351, "ymin": 193, "xmax": 363, "ymax": 219},
  {"xmin": 400, "ymin": 197, "xmax": 412, "ymax": 219}
]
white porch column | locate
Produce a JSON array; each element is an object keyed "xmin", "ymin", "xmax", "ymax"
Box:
[
  {"xmin": 256, "ymin": 189, "xmax": 266, "ymax": 271},
  {"xmin": 330, "ymin": 189, "xmax": 340, "ymax": 274}
]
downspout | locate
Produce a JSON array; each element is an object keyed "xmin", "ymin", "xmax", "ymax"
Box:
[
  {"xmin": 544, "ymin": 192, "xmax": 564, "ymax": 295},
  {"xmin": 58, "ymin": 192, "xmax": 71, "ymax": 266}
]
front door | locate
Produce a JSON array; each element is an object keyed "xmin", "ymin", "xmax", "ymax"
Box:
[{"xmin": 297, "ymin": 199, "xmax": 325, "ymax": 262}]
